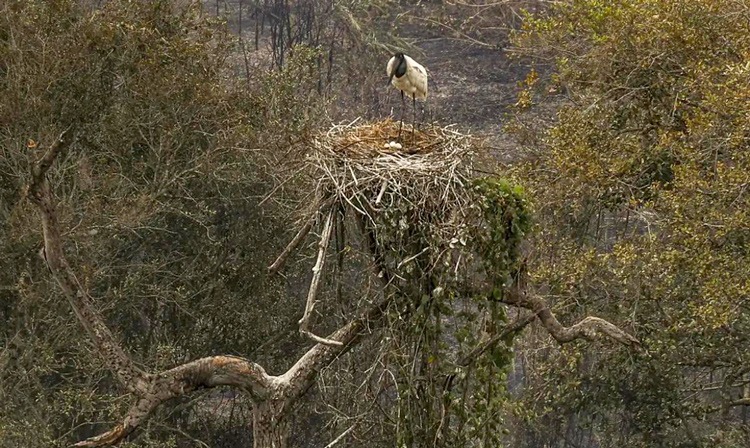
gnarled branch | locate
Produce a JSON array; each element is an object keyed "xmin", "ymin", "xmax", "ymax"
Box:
[
  {"xmin": 502, "ymin": 279, "xmax": 640, "ymax": 347},
  {"xmin": 74, "ymin": 355, "xmax": 273, "ymax": 447},
  {"xmin": 27, "ymin": 131, "xmax": 151, "ymax": 394}
]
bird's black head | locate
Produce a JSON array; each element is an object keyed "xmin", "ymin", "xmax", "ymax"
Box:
[{"xmin": 388, "ymin": 52, "xmax": 408, "ymax": 84}]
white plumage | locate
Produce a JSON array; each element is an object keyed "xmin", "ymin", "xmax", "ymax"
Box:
[
  {"xmin": 386, "ymin": 53, "xmax": 428, "ymax": 100},
  {"xmin": 386, "ymin": 52, "xmax": 428, "ymax": 138}
]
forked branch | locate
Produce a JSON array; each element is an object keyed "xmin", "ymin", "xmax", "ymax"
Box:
[{"xmin": 73, "ymin": 356, "xmax": 273, "ymax": 447}]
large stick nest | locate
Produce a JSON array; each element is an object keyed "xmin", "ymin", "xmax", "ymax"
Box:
[{"xmin": 309, "ymin": 118, "xmax": 477, "ymax": 226}]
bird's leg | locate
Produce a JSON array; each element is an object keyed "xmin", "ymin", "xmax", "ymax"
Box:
[
  {"xmin": 398, "ymin": 90, "xmax": 405, "ymax": 141},
  {"xmin": 412, "ymin": 94, "xmax": 417, "ymax": 142}
]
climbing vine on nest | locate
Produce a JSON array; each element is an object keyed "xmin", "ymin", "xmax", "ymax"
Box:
[{"xmin": 471, "ymin": 176, "xmax": 532, "ymax": 287}]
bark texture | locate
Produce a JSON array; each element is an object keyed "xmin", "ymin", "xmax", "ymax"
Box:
[{"xmin": 253, "ymin": 400, "xmax": 289, "ymax": 448}]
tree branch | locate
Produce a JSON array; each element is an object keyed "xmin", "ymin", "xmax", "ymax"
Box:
[
  {"xmin": 73, "ymin": 355, "xmax": 273, "ymax": 447},
  {"xmin": 268, "ymin": 216, "xmax": 314, "ymax": 275},
  {"xmin": 27, "ymin": 131, "xmax": 151, "ymax": 394},
  {"xmin": 502, "ymin": 283, "xmax": 640, "ymax": 347},
  {"xmin": 281, "ymin": 212, "xmax": 402, "ymax": 400},
  {"xmin": 298, "ymin": 207, "xmax": 342, "ymax": 346},
  {"xmin": 267, "ymin": 197, "xmax": 336, "ymax": 275},
  {"xmin": 282, "ymin": 291, "xmax": 393, "ymax": 401},
  {"xmin": 77, "ymin": 201, "xmax": 404, "ymax": 444}
]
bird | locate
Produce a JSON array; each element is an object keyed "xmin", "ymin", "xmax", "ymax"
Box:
[{"xmin": 386, "ymin": 52, "xmax": 428, "ymax": 139}]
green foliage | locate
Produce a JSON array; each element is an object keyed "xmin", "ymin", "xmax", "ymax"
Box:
[
  {"xmin": 508, "ymin": 0, "xmax": 750, "ymax": 446},
  {"xmin": 0, "ymin": 0, "xmax": 322, "ymax": 446},
  {"xmin": 471, "ymin": 177, "xmax": 531, "ymax": 284},
  {"xmin": 364, "ymin": 174, "xmax": 531, "ymax": 447}
]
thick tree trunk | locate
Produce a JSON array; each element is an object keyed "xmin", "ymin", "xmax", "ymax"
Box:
[{"xmin": 253, "ymin": 400, "xmax": 289, "ymax": 448}]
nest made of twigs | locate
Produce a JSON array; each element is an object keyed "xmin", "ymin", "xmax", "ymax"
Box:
[{"xmin": 308, "ymin": 118, "xmax": 477, "ymax": 232}]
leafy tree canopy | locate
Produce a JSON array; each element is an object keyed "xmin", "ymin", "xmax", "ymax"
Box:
[{"xmin": 509, "ymin": 1, "xmax": 750, "ymax": 446}]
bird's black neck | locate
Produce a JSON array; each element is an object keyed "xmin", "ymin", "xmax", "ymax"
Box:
[{"xmin": 394, "ymin": 57, "xmax": 407, "ymax": 78}]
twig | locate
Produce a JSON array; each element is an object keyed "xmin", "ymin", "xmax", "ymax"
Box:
[
  {"xmin": 301, "ymin": 330, "xmax": 343, "ymax": 347},
  {"xmin": 324, "ymin": 424, "xmax": 356, "ymax": 448},
  {"xmin": 374, "ymin": 179, "xmax": 388, "ymax": 205},
  {"xmin": 396, "ymin": 247, "xmax": 430, "ymax": 269}
]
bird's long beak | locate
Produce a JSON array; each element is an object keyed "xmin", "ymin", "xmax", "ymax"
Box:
[{"xmin": 387, "ymin": 73, "xmax": 394, "ymax": 87}]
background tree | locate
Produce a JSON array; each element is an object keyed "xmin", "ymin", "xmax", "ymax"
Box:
[
  {"xmin": 0, "ymin": 0, "xmax": 325, "ymax": 445},
  {"xmin": 507, "ymin": 0, "xmax": 750, "ymax": 446}
]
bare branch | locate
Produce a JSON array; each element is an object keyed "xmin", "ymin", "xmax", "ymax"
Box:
[
  {"xmin": 268, "ymin": 197, "xmax": 336, "ymax": 275},
  {"xmin": 73, "ymin": 356, "xmax": 272, "ymax": 446},
  {"xmin": 324, "ymin": 424, "xmax": 356, "ymax": 448},
  {"xmin": 282, "ymin": 262, "xmax": 399, "ymax": 400},
  {"xmin": 72, "ymin": 400, "xmax": 151, "ymax": 447},
  {"xmin": 502, "ymin": 285, "xmax": 640, "ymax": 347},
  {"xmin": 268, "ymin": 217, "xmax": 314, "ymax": 275},
  {"xmin": 27, "ymin": 131, "xmax": 151, "ymax": 394},
  {"xmin": 299, "ymin": 207, "xmax": 342, "ymax": 345},
  {"xmin": 301, "ymin": 330, "xmax": 344, "ymax": 347},
  {"xmin": 75, "ymin": 284, "xmax": 397, "ymax": 447}
]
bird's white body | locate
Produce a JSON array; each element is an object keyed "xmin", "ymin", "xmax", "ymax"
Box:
[{"xmin": 387, "ymin": 54, "xmax": 428, "ymax": 100}]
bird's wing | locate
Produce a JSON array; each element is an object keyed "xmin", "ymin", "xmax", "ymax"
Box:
[{"xmin": 409, "ymin": 63, "xmax": 428, "ymax": 98}]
